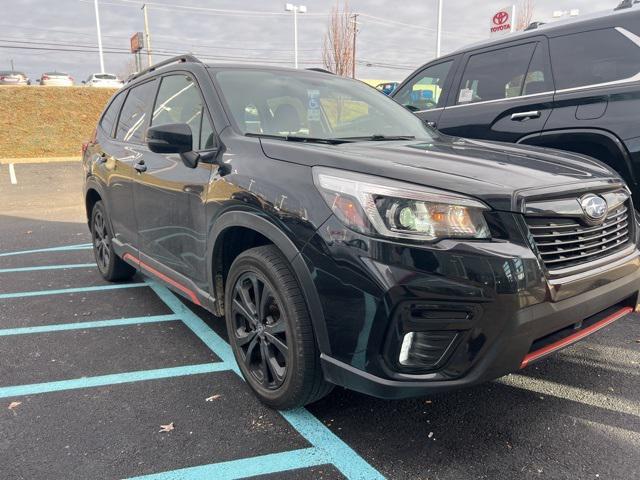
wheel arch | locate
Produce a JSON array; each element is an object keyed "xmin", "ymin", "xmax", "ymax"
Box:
[
  {"xmin": 207, "ymin": 211, "xmax": 331, "ymax": 355},
  {"xmin": 84, "ymin": 178, "xmax": 106, "ymax": 226}
]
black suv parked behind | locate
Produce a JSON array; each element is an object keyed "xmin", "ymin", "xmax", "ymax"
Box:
[
  {"xmin": 392, "ymin": 7, "xmax": 640, "ymax": 203},
  {"xmin": 83, "ymin": 55, "xmax": 640, "ymax": 409}
]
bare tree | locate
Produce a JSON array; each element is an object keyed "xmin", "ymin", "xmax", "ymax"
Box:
[
  {"xmin": 322, "ymin": 0, "xmax": 355, "ymax": 77},
  {"xmin": 515, "ymin": 0, "xmax": 535, "ymax": 31},
  {"xmin": 117, "ymin": 58, "xmax": 138, "ymax": 80}
]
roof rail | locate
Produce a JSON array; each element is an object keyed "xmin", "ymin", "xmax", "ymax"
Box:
[{"xmin": 126, "ymin": 54, "xmax": 202, "ymax": 84}]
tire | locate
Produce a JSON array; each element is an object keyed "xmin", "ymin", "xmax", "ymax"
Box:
[
  {"xmin": 225, "ymin": 245, "xmax": 333, "ymax": 409},
  {"xmin": 90, "ymin": 201, "xmax": 136, "ymax": 282}
]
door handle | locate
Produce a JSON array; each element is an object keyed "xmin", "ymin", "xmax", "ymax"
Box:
[
  {"xmin": 134, "ymin": 161, "xmax": 147, "ymax": 173},
  {"xmin": 511, "ymin": 111, "xmax": 541, "ymax": 121}
]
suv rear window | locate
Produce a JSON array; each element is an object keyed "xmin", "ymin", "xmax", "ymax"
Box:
[
  {"xmin": 550, "ymin": 28, "xmax": 640, "ymax": 90},
  {"xmin": 457, "ymin": 43, "xmax": 536, "ymax": 104},
  {"xmin": 115, "ymin": 80, "xmax": 156, "ymax": 144}
]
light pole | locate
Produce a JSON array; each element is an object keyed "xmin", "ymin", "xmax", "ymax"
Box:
[
  {"xmin": 285, "ymin": 3, "xmax": 306, "ymax": 69},
  {"xmin": 435, "ymin": 0, "xmax": 443, "ymax": 58},
  {"xmin": 93, "ymin": 0, "xmax": 105, "ymax": 73},
  {"xmin": 142, "ymin": 3, "xmax": 153, "ymax": 67}
]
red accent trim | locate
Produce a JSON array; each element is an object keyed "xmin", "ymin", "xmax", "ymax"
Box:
[
  {"xmin": 520, "ymin": 306, "xmax": 632, "ymax": 368},
  {"xmin": 123, "ymin": 253, "xmax": 201, "ymax": 306}
]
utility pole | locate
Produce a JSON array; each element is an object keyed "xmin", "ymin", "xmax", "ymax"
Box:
[
  {"xmin": 285, "ymin": 4, "xmax": 307, "ymax": 69},
  {"xmin": 142, "ymin": 3, "xmax": 153, "ymax": 67},
  {"xmin": 351, "ymin": 13, "xmax": 359, "ymax": 79},
  {"xmin": 94, "ymin": 0, "xmax": 105, "ymax": 72},
  {"xmin": 435, "ymin": 0, "xmax": 443, "ymax": 58},
  {"xmin": 10, "ymin": 59, "xmax": 14, "ymax": 71}
]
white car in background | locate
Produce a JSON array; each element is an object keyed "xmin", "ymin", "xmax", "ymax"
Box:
[
  {"xmin": 84, "ymin": 73, "xmax": 123, "ymax": 88},
  {"xmin": 39, "ymin": 72, "xmax": 74, "ymax": 86}
]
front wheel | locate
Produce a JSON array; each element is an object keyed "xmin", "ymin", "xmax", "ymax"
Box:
[
  {"xmin": 225, "ymin": 245, "xmax": 332, "ymax": 409},
  {"xmin": 91, "ymin": 201, "xmax": 136, "ymax": 282}
]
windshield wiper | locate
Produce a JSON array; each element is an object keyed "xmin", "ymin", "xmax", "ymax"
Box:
[
  {"xmin": 337, "ymin": 134, "xmax": 416, "ymax": 141},
  {"xmin": 245, "ymin": 133, "xmax": 352, "ymax": 145}
]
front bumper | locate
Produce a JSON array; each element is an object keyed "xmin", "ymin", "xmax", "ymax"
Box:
[{"xmin": 303, "ymin": 213, "xmax": 640, "ymax": 399}]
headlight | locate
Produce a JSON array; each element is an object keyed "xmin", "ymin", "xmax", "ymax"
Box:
[{"xmin": 313, "ymin": 167, "xmax": 490, "ymax": 242}]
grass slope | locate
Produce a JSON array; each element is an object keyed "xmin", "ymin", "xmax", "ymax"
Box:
[{"xmin": 0, "ymin": 86, "xmax": 116, "ymax": 158}]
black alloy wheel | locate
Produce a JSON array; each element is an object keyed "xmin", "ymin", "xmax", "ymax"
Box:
[{"xmin": 231, "ymin": 272, "xmax": 289, "ymax": 390}]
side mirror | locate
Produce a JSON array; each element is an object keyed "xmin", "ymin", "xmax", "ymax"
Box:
[{"xmin": 147, "ymin": 123, "xmax": 193, "ymax": 154}]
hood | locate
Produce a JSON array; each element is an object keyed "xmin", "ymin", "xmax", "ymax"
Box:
[{"xmin": 260, "ymin": 136, "xmax": 621, "ymax": 211}]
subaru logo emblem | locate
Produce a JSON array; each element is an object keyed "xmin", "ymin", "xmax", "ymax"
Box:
[{"xmin": 580, "ymin": 194, "xmax": 608, "ymax": 222}]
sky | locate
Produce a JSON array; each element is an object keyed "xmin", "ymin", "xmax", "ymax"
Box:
[{"xmin": 0, "ymin": 0, "xmax": 621, "ymax": 83}]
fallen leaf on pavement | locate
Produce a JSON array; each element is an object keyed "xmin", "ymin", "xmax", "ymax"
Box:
[
  {"xmin": 206, "ymin": 394, "xmax": 222, "ymax": 402},
  {"xmin": 8, "ymin": 401, "xmax": 21, "ymax": 410},
  {"xmin": 159, "ymin": 422, "xmax": 174, "ymax": 433}
]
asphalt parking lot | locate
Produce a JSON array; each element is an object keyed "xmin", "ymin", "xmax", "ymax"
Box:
[{"xmin": 1, "ymin": 161, "xmax": 639, "ymax": 480}]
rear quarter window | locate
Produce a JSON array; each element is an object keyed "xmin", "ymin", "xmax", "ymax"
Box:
[
  {"xmin": 99, "ymin": 92, "xmax": 125, "ymax": 137},
  {"xmin": 550, "ymin": 28, "xmax": 640, "ymax": 90}
]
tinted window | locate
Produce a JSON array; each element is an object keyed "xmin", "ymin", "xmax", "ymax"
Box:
[
  {"xmin": 550, "ymin": 28, "xmax": 640, "ymax": 90},
  {"xmin": 115, "ymin": 80, "xmax": 156, "ymax": 143},
  {"xmin": 96, "ymin": 74, "xmax": 117, "ymax": 80},
  {"xmin": 394, "ymin": 61, "xmax": 453, "ymax": 111},
  {"xmin": 523, "ymin": 43, "xmax": 554, "ymax": 95},
  {"xmin": 151, "ymin": 74, "xmax": 214, "ymax": 150},
  {"xmin": 457, "ymin": 43, "xmax": 536, "ymax": 104},
  {"xmin": 99, "ymin": 92, "xmax": 125, "ymax": 137}
]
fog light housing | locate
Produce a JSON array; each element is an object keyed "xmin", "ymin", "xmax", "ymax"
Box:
[{"xmin": 398, "ymin": 331, "xmax": 459, "ymax": 370}]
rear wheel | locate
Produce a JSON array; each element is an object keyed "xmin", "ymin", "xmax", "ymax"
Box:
[
  {"xmin": 225, "ymin": 245, "xmax": 332, "ymax": 409},
  {"xmin": 91, "ymin": 201, "xmax": 135, "ymax": 282}
]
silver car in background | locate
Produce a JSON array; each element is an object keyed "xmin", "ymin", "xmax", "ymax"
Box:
[
  {"xmin": 39, "ymin": 72, "xmax": 74, "ymax": 86},
  {"xmin": 83, "ymin": 73, "xmax": 123, "ymax": 88},
  {"xmin": 0, "ymin": 71, "xmax": 30, "ymax": 85}
]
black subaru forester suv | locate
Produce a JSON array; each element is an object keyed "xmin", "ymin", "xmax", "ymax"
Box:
[{"xmin": 83, "ymin": 55, "xmax": 640, "ymax": 409}]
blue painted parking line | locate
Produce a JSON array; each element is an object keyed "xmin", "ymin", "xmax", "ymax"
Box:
[
  {"xmin": 127, "ymin": 448, "xmax": 330, "ymax": 480},
  {"xmin": 0, "ymin": 282, "xmax": 147, "ymax": 300},
  {"xmin": 0, "ymin": 363, "xmax": 231, "ymax": 399},
  {"xmin": 0, "ymin": 313, "xmax": 180, "ymax": 336},
  {"xmin": 0, "ymin": 245, "xmax": 385, "ymax": 479},
  {"xmin": 0, "ymin": 263, "xmax": 95, "ymax": 274},
  {"xmin": 0, "ymin": 243, "xmax": 92, "ymax": 257}
]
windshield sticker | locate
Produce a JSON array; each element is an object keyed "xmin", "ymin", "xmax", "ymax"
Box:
[{"xmin": 307, "ymin": 89, "xmax": 321, "ymax": 121}]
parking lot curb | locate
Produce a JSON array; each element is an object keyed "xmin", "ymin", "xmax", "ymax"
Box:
[{"xmin": 0, "ymin": 156, "xmax": 80, "ymax": 164}]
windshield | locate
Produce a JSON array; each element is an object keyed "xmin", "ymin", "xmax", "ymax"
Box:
[
  {"xmin": 214, "ymin": 69, "xmax": 433, "ymax": 141},
  {"xmin": 95, "ymin": 74, "xmax": 117, "ymax": 80}
]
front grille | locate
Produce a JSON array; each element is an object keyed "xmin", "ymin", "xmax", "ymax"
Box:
[{"xmin": 526, "ymin": 202, "xmax": 632, "ymax": 271}]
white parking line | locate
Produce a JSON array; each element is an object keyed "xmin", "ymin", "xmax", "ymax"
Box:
[
  {"xmin": 499, "ymin": 374, "xmax": 640, "ymax": 418},
  {"xmin": 9, "ymin": 163, "xmax": 17, "ymax": 184}
]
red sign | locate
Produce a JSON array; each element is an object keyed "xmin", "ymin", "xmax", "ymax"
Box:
[
  {"xmin": 130, "ymin": 32, "xmax": 144, "ymax": 53},
  {"xmin": 490, "ymin": 8, "xmax": 512, "ymax": 35}
]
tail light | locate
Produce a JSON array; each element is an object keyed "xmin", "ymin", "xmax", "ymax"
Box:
[
  {"xmin": 82, "ymin": 128, "xmax": 98, "ymax": 155},
  {"xmin": 43, "ymin": 75, "xmax": 50, "ymax": 80}
]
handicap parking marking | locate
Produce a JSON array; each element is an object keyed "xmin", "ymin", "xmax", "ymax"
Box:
[{"xmin": 0, "ymin": 244, "xmax": 385, "ymax": 480}]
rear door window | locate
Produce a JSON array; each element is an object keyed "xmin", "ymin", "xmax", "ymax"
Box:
[
  {"xmin": 115, "ymin": 80, "xmax": 157, "ymax": 144},
  {"xmin": 550, "ymin": 28, "xmax": 640, "ymax": 90},
  {"xmin": 99, "ymin": 92, "xmax": 125, "ymax": 137},
  {"xmin": 151, "ymin": 74, "xmax": 214, "ymax": 150},
  {"xmin": 393, "ymin": 60, "xmax": 454, "ymax": 111},
  {"xmin": 456, "ymin": 43, "xmax": 536, "ymax": 104}
]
